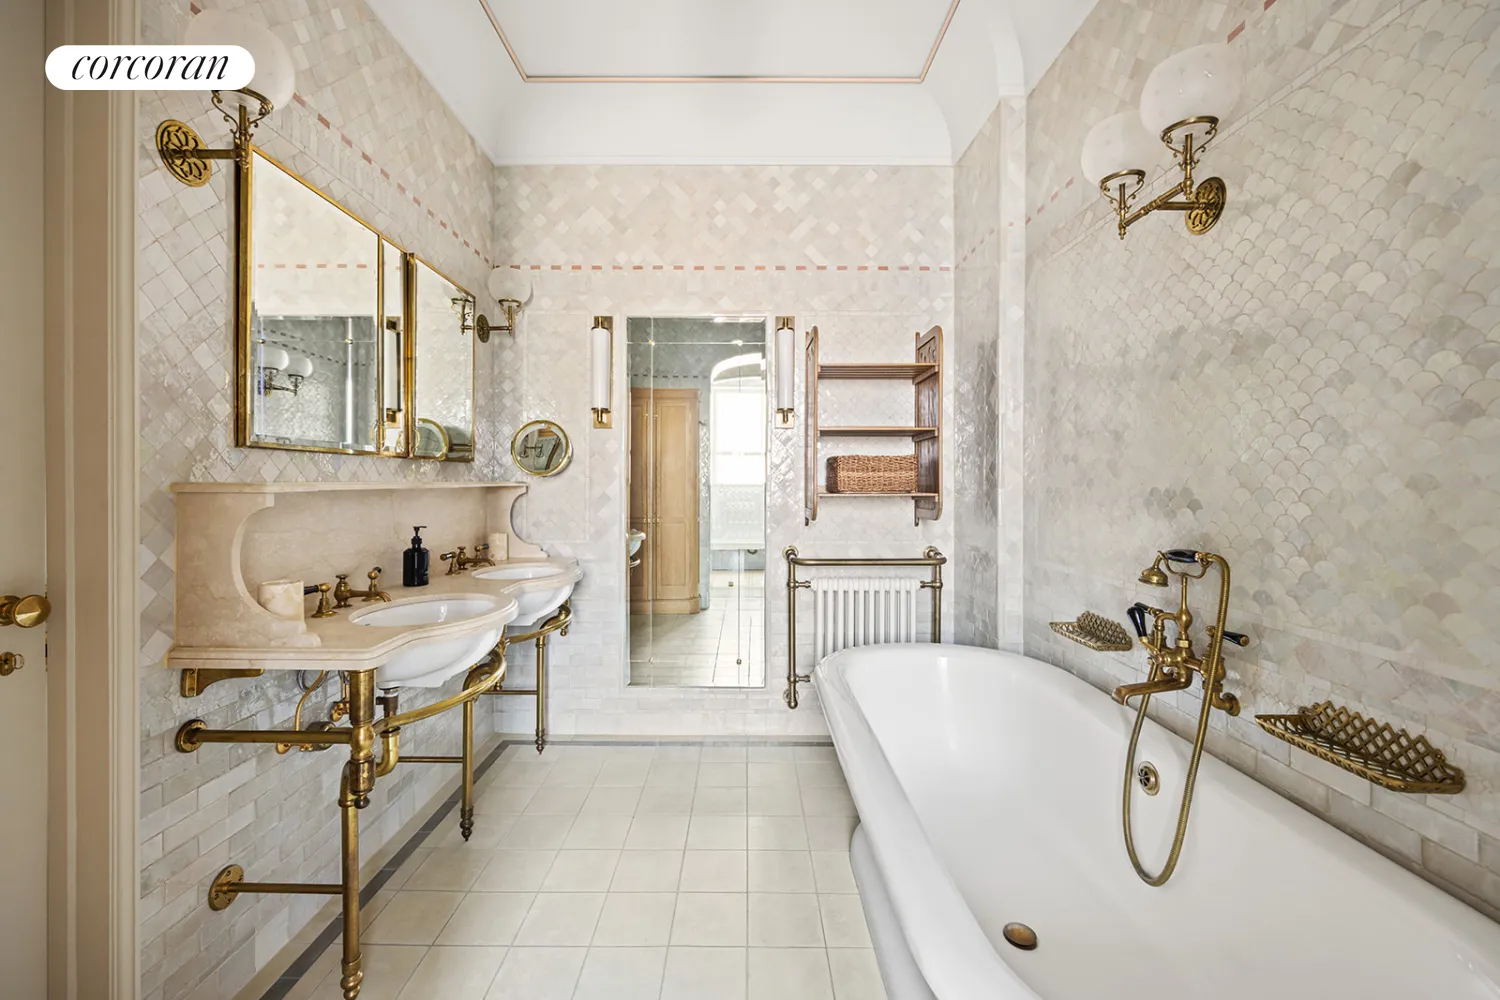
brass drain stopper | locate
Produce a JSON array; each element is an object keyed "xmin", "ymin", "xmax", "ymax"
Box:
[{"xmin": 1002, "ymin": 922, "xmax": 1037, "ymax": 950}]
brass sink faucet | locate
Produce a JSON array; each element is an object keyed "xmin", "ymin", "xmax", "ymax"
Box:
[
  {"xmin": 441, "ymin": 543, "xmax": 497, "ymax": 575},
  {"xmin": 334, "ymin": 568, "xmax": 391, "ymax": 608}
]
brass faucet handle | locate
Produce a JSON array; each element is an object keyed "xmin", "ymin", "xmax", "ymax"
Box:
[
  {"xmin": 364, "ymin": 567, "xmax": 390, "ymax": 602},
  {"xmin": 441, "ymin": 550, "xmax": 460, "ymax": 575},
  {"xmin": 333, "ymin": 574, "xmax": 353, "ymax": 608},
  {"xmin": 309, "ymin": 583, "xmax": 337, "ymax": 619}
]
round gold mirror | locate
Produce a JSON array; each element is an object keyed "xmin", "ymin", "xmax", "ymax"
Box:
[{"xmin": 512, "ymin": 419, "xmax": 572, "ymax": 477}]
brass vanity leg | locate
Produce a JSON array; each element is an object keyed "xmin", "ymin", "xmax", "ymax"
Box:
[
  {"xmin": 338, "ymin": 765, "xmax": 363, "ymax": 1000},
  {"xmin": 460, "ymin": 695, "xmax": 476, "ymax": 840},
  {"xmin": 534, "ymin": 632, "xmax": 548, "ymax": 754},
  {"xmin": 340, "ymin": 670, "xmax": 377, "ymax": 998}
]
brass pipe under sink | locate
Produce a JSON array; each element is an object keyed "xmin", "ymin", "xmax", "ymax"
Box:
[{"xmin": 180, "ymin": 660, "xmax": 505, "ymax": 999}]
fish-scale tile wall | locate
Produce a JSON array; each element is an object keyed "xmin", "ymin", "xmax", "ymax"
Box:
[
  {"xmin": 1025, "ymin": 0, "xmax": 1500, "ymax": 916},
  {"xmin": 488, "ymin": 166, "xmax": 956, "ymax": 736},
  {"xmin": 137, "ymin": 3, "xmax": 509, "ymax": 998}
]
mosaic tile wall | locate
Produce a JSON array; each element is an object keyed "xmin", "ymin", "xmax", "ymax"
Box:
[
  {"xmin": 488, "ymin": 165, "xmax": 956, "ymax": 738},
  {"xmin": 136, "ymin": 2, "xmax": 508, "ymax": 998},
  {"xmin": 1024, "ymin": 0, "xmax": 1500, "ymax": 916},
  {"xmin": 953, "ymin": 109, "xmax": 1002, "ymax": 648},
  {"xmin": 952, "ymin": 97, "xmax": 1028, "ymax": 651}
]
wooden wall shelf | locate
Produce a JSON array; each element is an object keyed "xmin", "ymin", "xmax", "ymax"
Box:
[{"xmin": 803, "ymin": 325, "xmax": 943, "ymax": 526}]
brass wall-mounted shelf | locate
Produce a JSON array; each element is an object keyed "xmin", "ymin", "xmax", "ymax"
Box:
[
  {"xmin": 1050, "ymin": 612, "xmax": 1133, "ymax": 652},
  {"xmin": 804, "ymin": 325, "xmax": 943, "ymax": 526},
  {"xmin": 1255, "ymin": 701, "xmax": 1466, "ymax": 794}
]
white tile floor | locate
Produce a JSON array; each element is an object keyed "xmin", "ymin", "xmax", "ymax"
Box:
[
  {"xmin": 631, "ymin": 571, "xmax": 765, "ymax": 688},
  {"xmin": 283, "ymin": 741, "xmax": 885, "ymax": 1000}
]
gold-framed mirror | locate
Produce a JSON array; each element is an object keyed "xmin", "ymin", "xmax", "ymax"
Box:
[
  {"xmin": 410, "ymin": 257, "xmax": 476, "ymax": 462},
  {"xmin": 512, "ymin": 420, "xmax": 572, "ymax": 477},
  {"xmin": 239, "ymin": 147, "xmax": 390, "ymax": 454}
]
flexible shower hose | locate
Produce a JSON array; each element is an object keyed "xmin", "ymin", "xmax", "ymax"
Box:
[{"xmin": 1120, "ymin": 678, "xmax": 1217, "ymax": 885}]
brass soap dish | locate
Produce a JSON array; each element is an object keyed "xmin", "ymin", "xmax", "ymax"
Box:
[
  {"xmin": 1050, "ymin": 612, "xmax": 1133, "ymax": 652},
  {"xmin": 1255, "ymin": 701, "xmax": 1465, "ymax": 794}
]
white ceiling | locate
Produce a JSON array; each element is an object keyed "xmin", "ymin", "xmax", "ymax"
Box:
[
  {"xmin": 485, "ymin": 0, "xmax": 957, "ymax": 80},
  {"xmin": 366, "ymin": 0, "xmax": 1100, "ymax": 166}
]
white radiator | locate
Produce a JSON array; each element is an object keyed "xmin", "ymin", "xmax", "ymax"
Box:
[{"xmin": 811, "ymin": 576, "xmax": 920, "ymax": 661}]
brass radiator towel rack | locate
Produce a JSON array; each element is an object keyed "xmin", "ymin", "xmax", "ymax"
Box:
[{"xmin": 782, "ymin": 546, "xmax": 944, "ymax": 709}]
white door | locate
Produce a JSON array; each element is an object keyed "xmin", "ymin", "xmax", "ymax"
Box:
[{"xmin": 0, "ymin": 0, "xmax": 51, "ymax": 995}]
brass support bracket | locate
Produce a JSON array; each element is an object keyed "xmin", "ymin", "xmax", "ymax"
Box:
[
  {"xmin": 207, "ymin": 863, "xmax": 343, "ymax": 912},
  {"xmin": 175, "ymin": 718, "xmax": 352, "ymax": 754},
  {"xmin": 180, "ymin": 667, "xmax": 265, "ymax": 698}
]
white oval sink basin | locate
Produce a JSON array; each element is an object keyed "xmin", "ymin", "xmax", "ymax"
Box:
[
  {"xmin": 473, "ymin": 564, "xmax": 577, "ymax": 629},
  {"xmin": 351, "ymin": 597, "xmax": 497, "ymax": 627},
  {"xmin": 350, "ymin": 595, "xmax": 503, "ymax": 689}
]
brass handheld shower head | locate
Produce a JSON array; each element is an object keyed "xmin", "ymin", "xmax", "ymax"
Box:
[{"xmin": 1139, "ymin": 554, "xmax": 1170, "ymax": 587}]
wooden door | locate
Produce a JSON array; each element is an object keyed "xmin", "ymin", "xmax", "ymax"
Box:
[
  {"xmin": 628, "ymin": 388, "xmax": 700, "ymax": 615},
  {"xmin": 1, "ymin": 0, "xmax": 50, "ymax": 993},
  {"xmin": 650, "ymin": 389, "xmax": 700, "ymax": 613},
  {"xmin": 628, "ymin": 389, "xmax": 654, "ymax": 610}
]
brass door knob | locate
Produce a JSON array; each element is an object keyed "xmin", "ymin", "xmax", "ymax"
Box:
[{"xmin": 0, "ymin": 594, "xmax": 49, "ymax": 628}]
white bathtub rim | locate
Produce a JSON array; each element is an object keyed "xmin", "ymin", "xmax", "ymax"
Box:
[
  {"xmin": 850, "ymin": 823, "xmax": 940, "ymax": 1000},
  {"xmin": 816, "ymin": 646, "xmax": 1042, "ymax": 999},
  {"xmin": 817, "ymin": 642, "xmax": 1500, "ymax": 999}
]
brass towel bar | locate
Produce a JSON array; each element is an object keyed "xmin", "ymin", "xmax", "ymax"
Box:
[{"xmin": 782, "ymin": 546, "xmax": 945, "ymax": 710}]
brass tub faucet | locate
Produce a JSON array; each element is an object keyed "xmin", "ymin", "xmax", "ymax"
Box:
[
  {"xmin": 1114, "ymin": 548, "xmax": 1250, "ymax": 886},
  {"xmin": 334, "ymin": 568, "xmax": 391, "ymax": 608}
]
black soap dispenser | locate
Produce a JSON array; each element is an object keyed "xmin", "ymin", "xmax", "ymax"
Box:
[{"xmin": 403, "ymin": 526, "xmax": 430, "ymax": 587}]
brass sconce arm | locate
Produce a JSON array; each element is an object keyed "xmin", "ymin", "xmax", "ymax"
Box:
[
  {"xmin": 1100, "ymin": 119, "xmax": 1228, "ymax": 240},
  {"xmin": 156, "ymin": 89, "xmax": 274, "ymax": 187}
]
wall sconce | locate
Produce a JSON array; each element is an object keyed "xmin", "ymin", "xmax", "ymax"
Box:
[
  {"xmin": 774, "ymin": 316, "xmax": 796, "ymax": 429},
  {"xmin": 591, "ymin": 316, "xmax": 614, "ymax": 429},
  {"xmin": 155, "ymin": 10, "xmax": 296, "ymax": 187},
  {"xmin": 258, "ymin": 345, "xmax": 313, "ymax": 395},
  {"xmin": 1081, "ymin": 43, "xmax": 1242, "ymax": 239},
  {"xmin": 475, "ymin": 269, "xmax": 533, "ymax": 343}
]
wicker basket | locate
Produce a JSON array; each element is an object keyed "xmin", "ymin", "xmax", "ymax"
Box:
[{"xmin": 826, "ymin": 454, "xmax": 918, "ymax": 494}]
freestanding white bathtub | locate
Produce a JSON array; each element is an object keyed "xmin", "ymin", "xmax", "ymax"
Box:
[{"xmin": 816, "ymin": 644, "xmax": 1500, "ymax": 1000}]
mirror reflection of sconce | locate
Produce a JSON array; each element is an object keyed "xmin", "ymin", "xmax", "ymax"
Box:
[
  {"xmin": 774, "ymin": 315, "xmax": 796, "ymax": 430},
  {"xmin": 591, "ymin": 316, "xmax": 614, "ymax": 429},
  {"xmin": 154, "ymin": 10, "xmax": 296, "ymax": 187},
  {"xmin": 474, "ymin": 268, "xmax": 533, "ymax": 343},
  {"xmin": 257, "ymin": 344, "xmax": 314, "ymax": 395}
]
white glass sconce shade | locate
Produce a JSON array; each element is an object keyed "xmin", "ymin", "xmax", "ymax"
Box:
[
  {"xmin": 1140, "ymin": 43, "xmax": 1242, "ymax": 138},
  {"xmin": 590, "ymin": 321, "xmax": 612, "ymax": 414},
  {"xmin": 284, "ymin": 355, "xmax": 314, "ymax": 379},
  {"xmin": 774, "ymin": 321, "xmax": 795, "ymax": 414},
  {"xmin": 183, "ymin": 9, "xmax": 296, "ymax": 111},
  {"xmin": 487, "ymin": 267, "xmax": 531, "ymax": 305},
  {"xmin": 1081, "ymin": 112, "xmax": 1161, "ymax": 186},
  {"xmin": 259, "ymin": 345, "xmax": 290, "ymax": 372}
]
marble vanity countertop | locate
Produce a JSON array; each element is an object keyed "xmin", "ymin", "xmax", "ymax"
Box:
[{"xmin": 168, "ymin": 557, "xmax": 581, "ymax": 671}]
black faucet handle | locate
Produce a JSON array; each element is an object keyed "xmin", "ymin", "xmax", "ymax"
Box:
[
  {"xmin": 1126, "ymin": 603, "xmax": 1150, "ymax": 638},
  {"xmin": 1163, "ymin": 549, "xmax": 1201, "ymax": 563},
  {"xmin": 1220, "ymin": 629, "xmax": 1250, "ymax": 647}
]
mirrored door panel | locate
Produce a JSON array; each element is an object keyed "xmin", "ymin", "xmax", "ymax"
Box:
[{"xmin": 626, "ymin": 317, "xmax": 769, "ymax": 688}]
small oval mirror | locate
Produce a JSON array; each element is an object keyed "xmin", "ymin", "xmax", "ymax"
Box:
[{"xmin": 512, "ymin": 419, "xmax": 572, "ymax": 477}]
